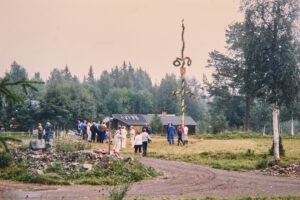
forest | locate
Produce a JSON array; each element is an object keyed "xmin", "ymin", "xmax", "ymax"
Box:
[{"xmin": 0, "ymin": 0, "xmax": 299, "ymax": 136}]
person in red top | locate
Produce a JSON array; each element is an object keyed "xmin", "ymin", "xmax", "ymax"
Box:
[{"xmin": 177, "ymin": 125, "xmax": 184, "ymax": 146}]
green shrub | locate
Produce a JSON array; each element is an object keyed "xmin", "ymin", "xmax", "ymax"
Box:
[
  {"xmin": 46, "ymin": 161, "xmax": 64, "ymax": 173},
  {"xmin": 54, "ymin": 137, "xmax": 91, "ymax": 153},
  {"xmin": 0, "ymin": 152, "xmax": 12, "ymax": 168},
  {"xmin": 245, "ymin": 149, "xmax": 255, "ymax": 157},
  {"xmin": 269, "ymin": 136, "xmax": 285, "ymax": 156},
  {"xmin": 109, "ymin": 184, "xmax": 131, "ymax": 200},
  {"xmin": 256, "ymin": 154, "xmax": 271, "ymax": 169}
]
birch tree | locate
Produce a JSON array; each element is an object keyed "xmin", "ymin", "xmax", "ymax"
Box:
[{"xmin": 242, "ymin": 0, "xmax": 300, "ymax": 162}]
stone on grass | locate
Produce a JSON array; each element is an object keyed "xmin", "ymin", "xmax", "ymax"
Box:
[
  {"xmin": 83, "ymin": 164, "xmax": 93, "ymax": 171},
  {"xmin": 29, "ymin": 140, "xmax": 46, "ymax": 150}
]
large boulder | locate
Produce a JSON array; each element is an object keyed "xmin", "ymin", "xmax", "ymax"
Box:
[{"xmin": 29, "ymin": 139, "xmax": 46, "ymax": 150}]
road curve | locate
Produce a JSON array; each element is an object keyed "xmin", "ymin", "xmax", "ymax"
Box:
[
  {"xmin": 1, "ymin": 157, "xmax": 300, "ymax": 199},
  {"xmin": 128, "ymin": 157, "xmax": 300, "ymax": 198}
]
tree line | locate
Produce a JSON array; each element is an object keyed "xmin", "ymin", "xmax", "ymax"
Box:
[{"xmin": 0, "ymin": 61, "xmax": 206, "ymax": 132}]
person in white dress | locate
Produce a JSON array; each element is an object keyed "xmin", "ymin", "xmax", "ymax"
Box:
[
  {"xmin": 183, "ymin": 125, "xmax": 188, "ymax": 144},
  {"xmin": 129, "ymin": 126, "xmax": 136, "ymax": 148},
  {"xmin": 121, "ymin": 126, "xmax": 127, "ymax": 148},
  {"xmin": 113, "ymin": 129, "xmax": 122, "ymax": 154}
]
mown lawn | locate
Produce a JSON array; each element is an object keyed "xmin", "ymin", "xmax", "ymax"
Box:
[{"xmin": 93, "ymin": 133, "xmax": 300, "ymax": 171}]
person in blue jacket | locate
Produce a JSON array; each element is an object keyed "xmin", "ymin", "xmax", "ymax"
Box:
[
  {"xmin": 44, "ymin": 121, "xmax": 53, "ymax": 143},
  {"xmin": 167, "ymin": 123, "xmax": 175, "ymax": 144},
  {"xmin": 142, "ymin": 123, "xmax": 152, "ymax": 135},
  {"xmin": 81, "ymin": 120, "xmax": 88, "ymax": 141}
]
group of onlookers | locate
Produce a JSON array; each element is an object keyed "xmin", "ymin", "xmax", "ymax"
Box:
[
  {"xmin": 38, "ymin": 120, "xmax": 188, "ymax": 154},
  {"xmin": 113, "ymin": 123, "xmax": 152, "ymax": 156},
  {"xmin": 167, "ymin": 123, "xmax": 188, "ymax": 145},
  {"xmin": 76, "ymin": 120, "xmax": 111, "ymax": 143}
]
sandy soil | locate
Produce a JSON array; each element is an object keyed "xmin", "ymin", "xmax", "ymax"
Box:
[{"xmin": 1, "ymin": 157, "xmax": 300, "ymax": 200}]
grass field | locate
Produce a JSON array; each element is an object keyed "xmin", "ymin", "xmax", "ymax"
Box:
[{"xmin": 93, "ymin": 133, "xmax": 300, "ymax": 171}]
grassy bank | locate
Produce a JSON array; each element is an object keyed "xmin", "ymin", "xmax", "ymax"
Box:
[{"xmin": 93, "ymin": 132, "xmax": 300, "ymax": 171}]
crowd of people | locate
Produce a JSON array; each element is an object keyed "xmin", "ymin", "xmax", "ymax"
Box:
[
  {"xmin": 37, "ymin": 120, "xmax": 189, "ymax": 155},
  {"xmin": 113, "ymin": 124, "xmax": 152, "ymax": 156},
  {"xmin": 76, "ymin": 120, "xmax": 111, "ymax": 143}
]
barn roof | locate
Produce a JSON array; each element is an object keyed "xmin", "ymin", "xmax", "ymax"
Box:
[{"xmin": 112, "ymin": 114, "xmax": 197, "ymax": 126}]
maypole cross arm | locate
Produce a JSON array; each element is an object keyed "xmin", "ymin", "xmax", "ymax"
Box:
[{"xmin": 172, "ymin": 19, "xmax": 194, "ymax": 126}]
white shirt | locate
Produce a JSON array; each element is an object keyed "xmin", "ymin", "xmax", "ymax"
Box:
[
  {"xmin": 121, "ymin": 129, "xmax": 127, "ymax": 137},
  {"xmin": 184, "ymin": 126, "xmax": 188, "ymax": 135},
  {"xmin": 141, "ymin": 131, "xmax": 150, "ymax": 142},
  {"xmin": 130, "ymin": 129, "xmax": 136, "ymax": 138},
  {"xmin": 134, "ymin": 134, "xmax": 142, "ymax": 145},
  {"xmin": 114, "ymin": 134, "xmax": 122, "ymax": 145}
]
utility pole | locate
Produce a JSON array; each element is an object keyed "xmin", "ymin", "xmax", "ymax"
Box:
[{"xmin": 172, "ymin": 19, "xmax": 194, "ymax": 126}]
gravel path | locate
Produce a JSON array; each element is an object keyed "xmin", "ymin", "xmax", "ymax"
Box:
[{"xmin": 1, "ymin": 157, "xmax": 300, "ymax": 199}]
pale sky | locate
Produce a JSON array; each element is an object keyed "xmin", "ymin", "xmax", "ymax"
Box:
[{"xmin": 0, "ymin": 0, "xmax": 243, "ymax": 84}]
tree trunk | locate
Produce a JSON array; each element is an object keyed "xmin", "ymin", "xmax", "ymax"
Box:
[
  {"xmin": 244, "ymin": 96, "xmax": 252, "ymax": 132},
  {"xmin": 272, "ymin": 106, "xmax": 280, "ymax": 162},
  {"xmin": 291, "ymin": 115, "xmax": 294, "ymax": 137},
  {"xmin": 262, "ymin": 124, "xmax": 266, "ymax": 136}
]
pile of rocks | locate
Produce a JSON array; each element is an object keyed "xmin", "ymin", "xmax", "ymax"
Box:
[
  {"xmin": 13, "ymin": 148, "xmax": 123, "ymax": 174},
  {"xmin": 261, "ymin": 162, "xmax": 300, "ymax": 177}
]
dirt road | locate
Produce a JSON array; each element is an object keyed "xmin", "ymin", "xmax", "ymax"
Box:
[{"xmin": 1, "ymin": 157, "xmax": 300, "ymax": 199}]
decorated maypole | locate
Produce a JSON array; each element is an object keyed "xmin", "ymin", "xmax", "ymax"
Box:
[{"xmin": 172, "ymin": 19, "xmax": 193, "ymax": 127}]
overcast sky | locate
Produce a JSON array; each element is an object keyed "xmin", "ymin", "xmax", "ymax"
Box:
[{"xmin": 0, "ymin": 0, "xmax": 243, "ymax": 84}]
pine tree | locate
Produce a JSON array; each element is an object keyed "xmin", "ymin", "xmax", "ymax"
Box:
[{"xmin": 87, "ymin": 65, "xmax": 95, "ymax": 83}]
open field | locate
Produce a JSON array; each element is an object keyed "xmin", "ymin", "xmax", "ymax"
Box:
[{"xmin": 93, "ymin": 134, "xmax": 300, "ymax": 171}]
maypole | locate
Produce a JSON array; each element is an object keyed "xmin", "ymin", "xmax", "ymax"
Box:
[{"xmin": 172, "ymin": 19, "xmax": 193, "ymax": 126}]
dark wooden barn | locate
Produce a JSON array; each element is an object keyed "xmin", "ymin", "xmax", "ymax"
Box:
[{"xmin": 110, "ymin": 114, "xmax": 197, "ymax": 134}]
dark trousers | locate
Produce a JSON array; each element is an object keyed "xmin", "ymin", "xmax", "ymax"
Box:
[
  {"xmin": 134, "ymin": 145, "xmax": 142, "ymax": 153},
  {"xmin": 97, "ymin": 132, "xmax": 101, "ymax": 143},
  {"xmin": 91, "ymin": 132, "xmax": 96, "ymax": 142},
  {"xmin": 99, "ymin": 131, "xmax": 105, "ymax": 143},
  {"xmin": 142, "ymin": 141, "xmax": 148, "ymax": 156},
  {"xmin": 178, "ymin": 136, "xmax": 184, "ymax": 145},
  {"xmin": 38, "ymin": 133, "xmax": 43, "ymax": 140}
]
